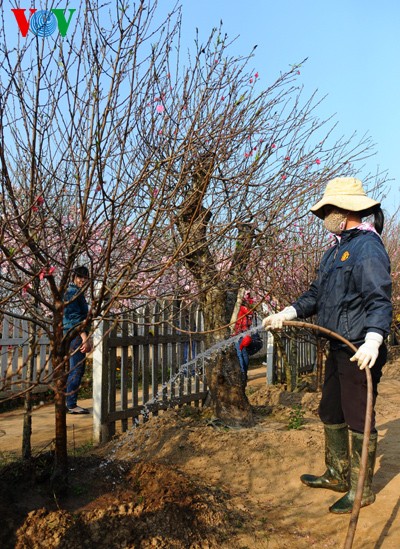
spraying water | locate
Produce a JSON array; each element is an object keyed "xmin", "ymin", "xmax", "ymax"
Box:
[
  {"xmin": 183, "ymin": 325, "xmax": 261, "ymax": 370},
  {"xmin": 138, "ymin": 325, "xmax": 264, "ymax": 422}
]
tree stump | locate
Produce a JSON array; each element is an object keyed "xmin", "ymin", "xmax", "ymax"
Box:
[{"xmin": 205, "ymin": 346, "xmax": 254, "ymax": 427}]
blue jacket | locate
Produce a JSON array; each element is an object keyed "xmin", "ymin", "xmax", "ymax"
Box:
[
  {"xmin": 63, "ymin": 283, "xmax": 89, "ymax": 334},
  {"xmin": 293, "ymin": 229, "xmax": 392, "ymax": 348}
]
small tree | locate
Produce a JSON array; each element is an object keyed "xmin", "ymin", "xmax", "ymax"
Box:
[{"xmin": 383, "ymin": 210, "xmax": 400, "ymax": 340}]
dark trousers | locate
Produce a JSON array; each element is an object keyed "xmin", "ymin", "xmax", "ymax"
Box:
[
  {"xmin": 66, "ymin": 336, "xmax": 86, "ymax": 409},
  {"xmin": 318, "ymin": 345, "xmax": 386, "ymax": 433}
]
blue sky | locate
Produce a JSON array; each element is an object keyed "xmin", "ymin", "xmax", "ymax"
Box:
[
  {"xmin": 3, "ymin": 1, "xmax": 399, "ymax": 212},
  {"xmin": 178, "ymin": 0, "xmax": 400, "ymax": 213}
]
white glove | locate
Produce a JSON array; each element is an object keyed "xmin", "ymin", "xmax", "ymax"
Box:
[
  {"xmin": 262, "ymin": 306, "xmax": 297, "ymax": 330},
  {"xmin": 350, "ymin": 332, "xmax": 383, "ymax": 370}
]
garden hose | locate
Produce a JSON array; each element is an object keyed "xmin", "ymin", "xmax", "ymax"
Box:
[{"xmin": 282, "ymin": 321, "xmax": 373, "ymax": 549}]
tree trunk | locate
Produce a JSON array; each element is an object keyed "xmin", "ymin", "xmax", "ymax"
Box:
[
  {"xmin": 22, "ymin": 387, "xmax": 32, "ymax": 460},
  {"xmin": 202, "ymin": 287, "xmax": 232, "ymax": 345},
  {"xmin": 200, "ymin": 286, "xmax": 254, "ymax": 426},
  {"xmin": 205, "ymin": 347, "xmax": 254, "ymax": 427},
  {"xmin": 50, "ymin": 307, "xmax": 69, "ymax": 494},
  {"xmin": 22, "ymin": 282, "xmax": 41, "ymax": 460},
  {"xmin": 52, "ymin": 375, "xmax": 68, "ymax": 494},
  {"xmin": 175, "ymin": 157, "xmax": 254, "ymax": 425}
]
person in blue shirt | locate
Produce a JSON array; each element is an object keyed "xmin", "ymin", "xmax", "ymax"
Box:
[{"xmin": 63, "ymin": 265, "xmax": 91, "ymax": 414}]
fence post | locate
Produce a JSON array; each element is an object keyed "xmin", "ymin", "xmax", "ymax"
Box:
[
  {"xmin": 265, "ymin": 331, "xmax": 274, "ymax": 384},
  {"xmin": 93, "ymin": 318, "xmax": 110, "ymax": 444}
]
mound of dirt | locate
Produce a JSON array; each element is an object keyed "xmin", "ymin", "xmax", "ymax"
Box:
[
  {"xmin": 13, "ymin": 461, "xmax": 236, "ymax": 549},
  {"xmin": 1, "ymin": 358, "xmax": 400, "ymax": 548}
]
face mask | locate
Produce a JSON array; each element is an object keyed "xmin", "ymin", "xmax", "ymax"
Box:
[{"xmin": 323, "ymin": 209, "xmax": 348, "ymax": 235}]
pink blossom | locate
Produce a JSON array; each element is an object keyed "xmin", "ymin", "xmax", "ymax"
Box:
[
  {"xmin": 39, "ymin": 266, "xmax": 56, "ymax": 280},
  {"xmin": 255, "ymin": 72, "xmax": 259, "ymax": 78},
  {"xmin": 271, "ymin": 143, "xmax": 276, "ymax": 149},
  {"xmin": 221, "ymin": 96, "xmax": 225, "ymax": 101},
  {"xmin": 315, "ymin": 158, "xmax": 321, "ymax": 165},
  {"xmin": 156, "ymin": 104, "xmax": 164, "ymax": 114},
  {"xmin": 281, "ymin": 174, "xmax": 287, "ymax": 180},
  {"xmin": 249, "ymin": 78, "xmax": 253, "ymax": 84},
  {"xmin": 284, "ymin": 156, "xmax": 290, "ymax": 161}
]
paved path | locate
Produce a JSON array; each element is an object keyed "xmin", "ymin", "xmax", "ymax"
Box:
[
  {"xmin": 0, "ymin": 397, "xmax": 94, "ymax": 455},
  {"xmin": 0, "ymin": 368, "xmax": 268, "ymax": 456}
]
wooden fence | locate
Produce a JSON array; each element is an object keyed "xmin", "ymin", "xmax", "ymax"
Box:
[
  {"xmin": 1, "ymin": 305, "xmax": 322, "ymax": 444},
  {"xmin": 272, "ymin": 328, "xmax": 319, "ymax": 386},
  {"xmin": 92, "ymin": 301, "xmax": 208, "ymax": 443}
]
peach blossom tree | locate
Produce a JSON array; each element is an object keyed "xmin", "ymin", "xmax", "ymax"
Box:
[{"xmin": 0, "ymin": 0, "xmax": 388, "ymax": 480}]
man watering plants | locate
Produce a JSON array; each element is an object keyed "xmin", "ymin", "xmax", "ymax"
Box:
[{"xmin": 263, "ymin": 177, "xmax": 392, "ymax": 514}]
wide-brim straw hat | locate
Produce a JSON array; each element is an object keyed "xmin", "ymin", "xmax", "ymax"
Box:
[{"xmin": 310, "ymin": 177, "xmax": 380, "ymax": 219}]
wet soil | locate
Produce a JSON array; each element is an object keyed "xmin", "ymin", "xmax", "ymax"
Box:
[{"xmin": 0, "ymin": 358, "xmax": 399, "ymax": 549}]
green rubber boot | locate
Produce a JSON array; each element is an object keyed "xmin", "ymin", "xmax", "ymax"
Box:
[
  {"xmin": 329, "ymin": 431, "xmax": 377, "ymax": 514},
  {"xmin": 300, "ymin": 423, "xmax": 349, "ymax": 493}
]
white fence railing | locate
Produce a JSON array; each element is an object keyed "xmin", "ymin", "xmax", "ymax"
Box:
[{"xmin": 0, "ymin": 315, "xmax": 51, "ymax": 396}]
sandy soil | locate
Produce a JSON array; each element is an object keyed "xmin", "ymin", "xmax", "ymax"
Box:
[{"xmin": 0, "ymin": 358, "xmax": 399, "ymax": 549}]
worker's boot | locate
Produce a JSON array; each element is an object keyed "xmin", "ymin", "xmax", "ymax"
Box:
[
  {"xmin": 300, "ymin": 423, "xmax": 349, "ymax": 492},
  {"xmin": 329, "ymin": 431, "xmax": 377, "ymax": 514}
]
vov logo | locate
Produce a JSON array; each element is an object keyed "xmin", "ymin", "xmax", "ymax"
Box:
[{"xmin": 12, "ymin": 8, "xmax": 76, "ymax": 37}]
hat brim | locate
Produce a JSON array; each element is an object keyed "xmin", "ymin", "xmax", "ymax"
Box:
[{"xmin": 310, "ymin": 195, "xmax": 380, "ymax": 219}]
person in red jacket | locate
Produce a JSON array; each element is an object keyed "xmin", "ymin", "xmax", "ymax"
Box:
[{"xmin": 234, "ymin": 295, "xmax": 254, "ymax": 385}]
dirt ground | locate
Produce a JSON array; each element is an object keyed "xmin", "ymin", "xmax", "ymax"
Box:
[{"xmin": 0, "ymin": 355, "xmax": 399, "ymax": 549}]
